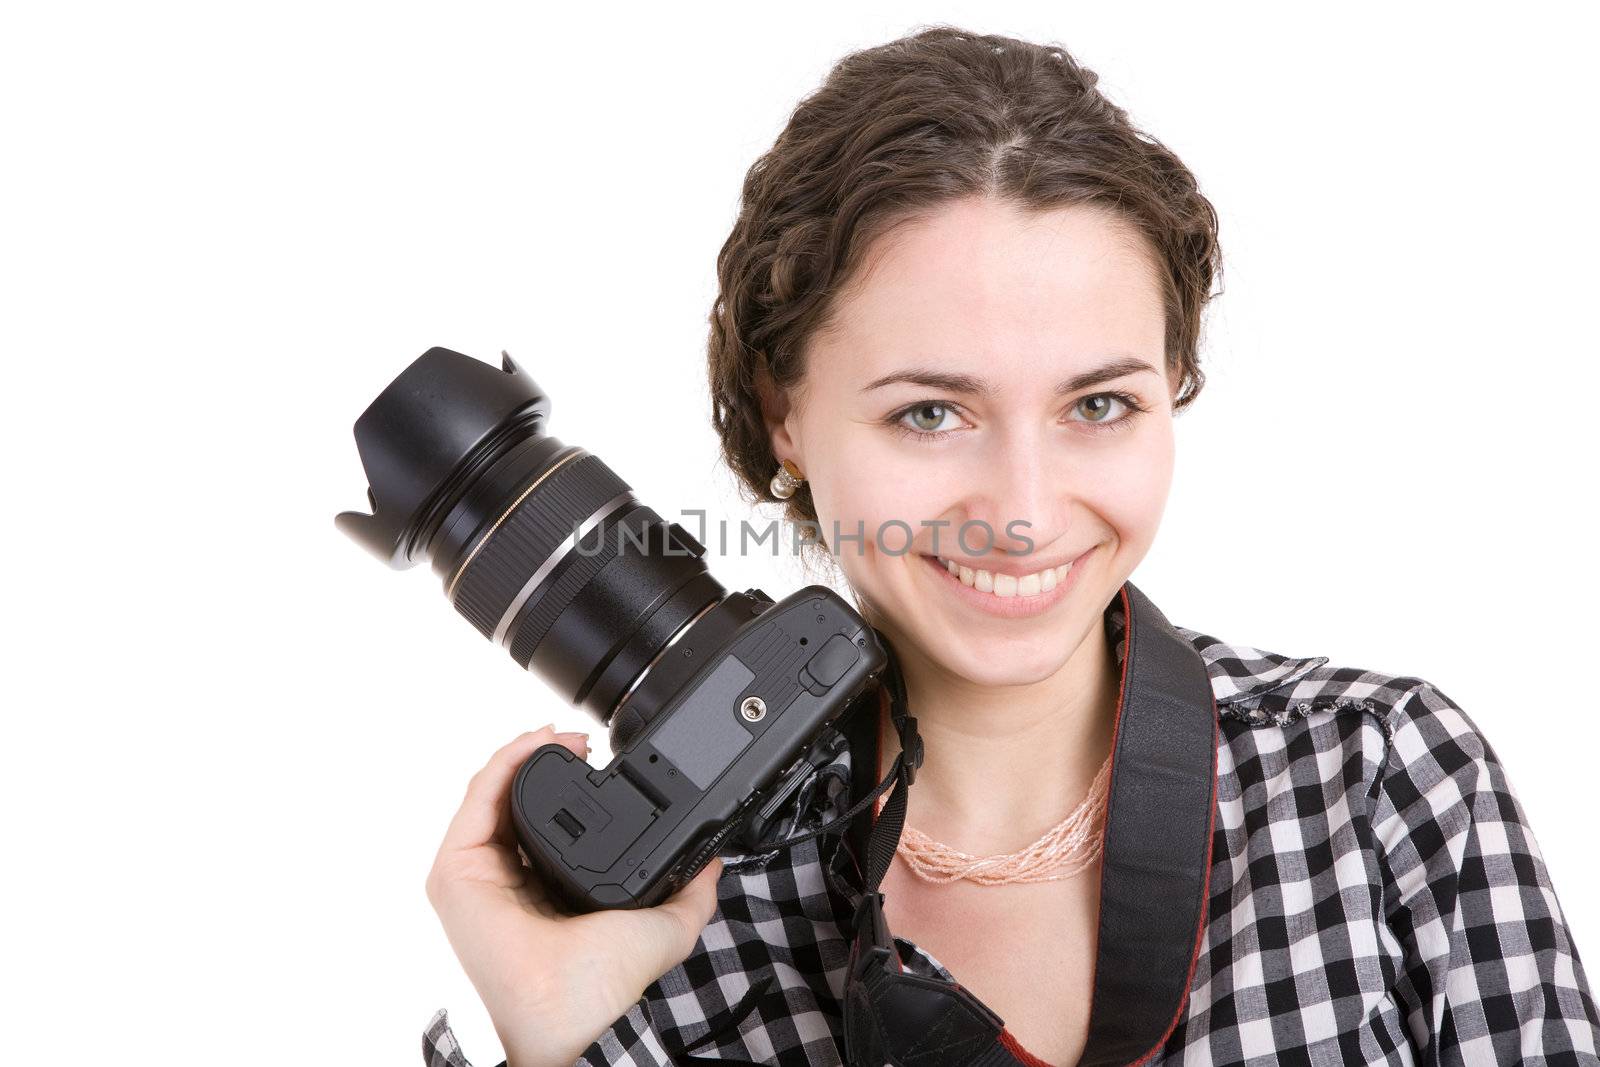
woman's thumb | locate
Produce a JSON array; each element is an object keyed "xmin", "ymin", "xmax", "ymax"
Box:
[{"xmin": 647, "ymin": 858, "xmax": 724, "ymax": 963}]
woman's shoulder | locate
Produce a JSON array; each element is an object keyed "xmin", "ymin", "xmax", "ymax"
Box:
[{"xmin": 1176, "ymin": 621, "xmax": 1503, "ymax": 801}]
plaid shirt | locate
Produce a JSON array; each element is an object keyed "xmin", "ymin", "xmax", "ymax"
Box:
[{"xmin": 423, "ymin": 592, "xmax": 1600, "ymax": 1066}]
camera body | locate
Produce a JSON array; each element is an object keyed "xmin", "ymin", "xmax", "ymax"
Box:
[
  {"xmin": 336, "ymin": 347, "xmax": 887, "ymax": 914},
  {"xmin": 514, "ymin": 586, "xmax": 883, "ymax": 911}
]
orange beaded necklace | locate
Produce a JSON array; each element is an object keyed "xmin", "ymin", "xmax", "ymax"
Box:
[{"xmin": 873, "ymin": 713, "xmax": 1112, "ymax": 886}]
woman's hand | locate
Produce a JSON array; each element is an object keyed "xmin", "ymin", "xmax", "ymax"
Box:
[{"xmin": 426, "ymin": 726, "xmax": 724, "ymax": 1067}]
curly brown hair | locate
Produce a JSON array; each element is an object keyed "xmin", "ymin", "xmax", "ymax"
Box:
[{"xmin": 707, "ymin": 24, "xmax": 1220, "ymax": 554}]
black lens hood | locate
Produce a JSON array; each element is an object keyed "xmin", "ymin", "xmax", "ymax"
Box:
[{"xmin": 336, "ymin": 347, "xmax": 552, "ymax": 569}]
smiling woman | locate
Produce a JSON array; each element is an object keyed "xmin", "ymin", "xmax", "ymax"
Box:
[{"xmin": 422, "ymin": 23, "xmax": 1600, "ymax": 1067}]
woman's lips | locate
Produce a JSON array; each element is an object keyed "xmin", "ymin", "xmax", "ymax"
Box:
[{"xmin": 919, "ymin": 545, "xmax": 1093, "ymax": 619}]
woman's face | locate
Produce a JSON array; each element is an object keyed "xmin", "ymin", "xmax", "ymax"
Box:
[{"xmin": 768, "ymin": 196, "xmax": 1178, "ymax": 685}]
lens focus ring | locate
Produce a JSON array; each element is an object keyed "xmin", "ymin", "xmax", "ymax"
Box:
[{"xmin": 449, "ymin": 451, "xmax": 633, "ymax": 641}]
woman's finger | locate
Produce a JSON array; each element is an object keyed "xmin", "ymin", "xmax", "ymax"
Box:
[{"xmin": 438, "ymin": 726, "xmax": 566, "ymax": 855}]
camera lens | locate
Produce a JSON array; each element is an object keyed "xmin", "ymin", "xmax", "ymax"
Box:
[{"xmin": 336, "ymin": 347, "xmax": 730, "ymax": 725}]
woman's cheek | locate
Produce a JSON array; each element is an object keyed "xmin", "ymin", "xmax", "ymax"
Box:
[
  {"xmin": 816, "ymin": 472, "xmax": 924, "ymax": 567},
  {"xmin": 1090, "ymin": 431, "xmax": 1175, "ymax": 555}
]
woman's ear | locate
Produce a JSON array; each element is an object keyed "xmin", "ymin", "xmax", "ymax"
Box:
[{"xmin": 756, "ymin": 370, "xmax": 802, "ymax": 469}]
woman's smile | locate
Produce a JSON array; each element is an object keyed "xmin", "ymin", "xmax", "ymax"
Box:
[{"xmin": 917, "ymin": 543, "xmax": 1097, "ymax": 619}]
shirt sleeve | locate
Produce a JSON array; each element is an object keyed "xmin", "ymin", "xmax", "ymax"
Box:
[
  {"xmin": 422, "ymin": 1009, "xmax": 478, "ymax": 1067},
  {"xmin": 1373, "ymin": 680, "xmax": 1600, "ymax": 1064},
  {"xmin": 422, "ymin": 996, "xmax": 678, "ymax": 1067}
]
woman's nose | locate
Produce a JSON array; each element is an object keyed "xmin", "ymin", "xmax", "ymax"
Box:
[{"xmin": 970, "ymin": 435, "xmax": 1066, "ymax": 555}]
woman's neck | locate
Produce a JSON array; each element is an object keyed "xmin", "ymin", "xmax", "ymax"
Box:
[{"xmin": 874, "ymin": 612, "xmax": 1121, "ymax": 857}]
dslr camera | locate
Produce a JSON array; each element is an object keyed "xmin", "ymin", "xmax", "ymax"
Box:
[{"xmin": 336, "ymin": 347, "xmax": 887, "ymax": 913}]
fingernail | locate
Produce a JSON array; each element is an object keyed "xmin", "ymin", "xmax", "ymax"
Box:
[{"xmin": 558, "ymin": 731, "xmax": 589, "ymax": 743}]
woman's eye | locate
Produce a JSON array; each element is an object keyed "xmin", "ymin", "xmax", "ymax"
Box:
[
  {"xmin": 899, "ymin": 402, "xmax": 963, "ymax": 435},
  {"xmin": 1071, "ymin": 393, "xmax": 1128, "ymax": 424}
]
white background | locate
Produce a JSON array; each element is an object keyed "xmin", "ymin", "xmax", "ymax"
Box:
[{"xmin": 4, "ymin": 2, "xmax": 1596, "ymax": 1063}]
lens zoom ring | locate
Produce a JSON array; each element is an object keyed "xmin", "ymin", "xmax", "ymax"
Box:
[
  {"xmin": 451, "ymin": 453, "xmax": 632, "ymax": 638},
  {"xmin": 507, "ymin": 535, "xmax": 617, "ymax": 667}
]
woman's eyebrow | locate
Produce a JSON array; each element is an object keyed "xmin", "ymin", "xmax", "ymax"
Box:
[{"xmin": 861, "ymin": 356, "xmax": 1159, "ymax": 397}]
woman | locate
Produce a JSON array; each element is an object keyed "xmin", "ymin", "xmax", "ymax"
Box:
[{"xmin": 421, "ymin": 26, "xmax": 1600, "ymax": 1067}]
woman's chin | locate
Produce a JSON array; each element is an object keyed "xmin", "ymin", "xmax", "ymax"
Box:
[{"xmin": 906, "ymin": 620, "xmax": 1073, "ymax": 687}]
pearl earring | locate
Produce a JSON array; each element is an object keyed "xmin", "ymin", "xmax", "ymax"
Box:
[{"xmin": 769, "ymin": 459, "xmax": 805, "ymax": 500}]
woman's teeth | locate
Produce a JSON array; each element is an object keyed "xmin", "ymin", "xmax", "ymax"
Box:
[{"xmin": 936, "ymin": 556, "xmax": 1072, "ymax": 598}]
